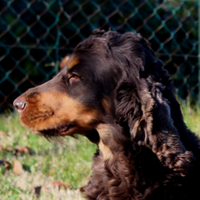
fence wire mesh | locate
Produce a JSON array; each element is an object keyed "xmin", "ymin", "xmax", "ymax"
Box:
[{"xmin": 0, "ymin": 0, "xmax": 199, "ymax": 112}]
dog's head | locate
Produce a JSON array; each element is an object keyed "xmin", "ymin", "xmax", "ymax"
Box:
[
  {"xmin": 13, "ymin": 30, "xmax": 122, "ymax": 139},
  {"xmin": 14, "ymin": 30, "xmax": 193, "ymax": 173}
]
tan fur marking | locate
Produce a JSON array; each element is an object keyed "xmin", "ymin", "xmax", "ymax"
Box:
[
  {"xmin": 20, "ymin": 91, "xmax": 99, "ymax": 134},
  {"xmin": 102, "ymin": 97, "xmax": 111, "ymax": 114},
  {"xmin": 99, "ymin": 140, "xmax": 113, "ymax": 161},
  {"xmin": 97, "ymin": 124, "xmax": 114, "ymax": 161},
  {"xmin": 67, "ymin": 57, "xmax": 80, "ymax": 70},
  {"xmin": 60, "ymin": 55, "xmax": 71, "ymax": 69}
]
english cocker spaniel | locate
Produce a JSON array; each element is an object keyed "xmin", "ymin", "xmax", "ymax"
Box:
[{"xmin": 14, "ymin": 30, "xmax": 200, "ymax": 200}]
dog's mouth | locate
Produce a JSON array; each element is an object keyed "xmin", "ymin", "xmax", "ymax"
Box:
[{"xmin": 38, "ymin": 123, "xmax": 73, "ymax": 137}]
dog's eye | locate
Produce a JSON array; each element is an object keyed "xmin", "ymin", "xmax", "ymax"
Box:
[{"xmin": 68, "ymin": 74, "xmax": 80, "ymax": 85}]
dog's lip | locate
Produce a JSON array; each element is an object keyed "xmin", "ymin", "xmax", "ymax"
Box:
[
  {"xmin": 38, "ymin": 123, "xmax": 73, "ymax": 136},
  {"xmin": 57, "ymin": 124, "xmax": 71, "ymax": 132}
]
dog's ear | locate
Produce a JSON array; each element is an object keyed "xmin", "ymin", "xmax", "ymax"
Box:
[
  {"xmin": 115, "ymin": 57, "xmax": 194, "ymax": 176},
  {"xmin": 149, "ymin": 83, "xmax": 194, "ymax": 175}
]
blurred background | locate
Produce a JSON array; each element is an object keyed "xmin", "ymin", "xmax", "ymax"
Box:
[{"xmin": 0, "ymin": 0, "xmax": 199, "ymax": 112}]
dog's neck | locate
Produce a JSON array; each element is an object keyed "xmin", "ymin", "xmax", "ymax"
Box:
[{"xmin": 96, "ymin": 122, "xmax": 129, "ymax": 162}]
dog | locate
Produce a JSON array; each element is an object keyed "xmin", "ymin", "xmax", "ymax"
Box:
[{"xmin": 14, "ymin": 30, "xmax": 200, "ymax": 200}]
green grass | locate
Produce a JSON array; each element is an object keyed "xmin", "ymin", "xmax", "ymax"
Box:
[
  {"xmin": 181, "ymin": 104, "xmax": 200, "ymax": 135},
  {"xmin": 0, "ymin": 112, "xmax": 96, "ymax": 199},
  {"xmin": 0, "ymin": 104, "xmax": 200, "ymax": 199}
]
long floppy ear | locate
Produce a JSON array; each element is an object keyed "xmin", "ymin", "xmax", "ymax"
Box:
[
  {"xmin": 115, "ymin": 38, "xmax": 194, "ymax": 175},
  {"xmin": 150, "ymin": 83, "xmax": 194, "ymax": 175}
]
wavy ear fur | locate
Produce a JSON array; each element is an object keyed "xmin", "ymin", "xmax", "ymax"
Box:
[{"xmin": 115, "ymin": 34, "xmax": 194, "ymax": 175}]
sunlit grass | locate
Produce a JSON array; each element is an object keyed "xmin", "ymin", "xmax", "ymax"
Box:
[
  {"xmin": 0, "ymin": 112, "xmax": 96, "ymax": 199},
  {"xmin": 181, "ymin": 104, "xmax": 200, "ymax": 135}
]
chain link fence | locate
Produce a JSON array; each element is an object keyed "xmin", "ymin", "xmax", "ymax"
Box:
[{"xmin": 0, "ymin": 0, "xmax": 199, "ymax": 112}]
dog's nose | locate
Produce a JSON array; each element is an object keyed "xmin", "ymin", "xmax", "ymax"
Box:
[{"xmin": 13, "ymin": 97, "xmax": 26, "ymax": 112}]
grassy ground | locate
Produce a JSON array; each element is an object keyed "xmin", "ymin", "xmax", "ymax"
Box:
[
  {"xmin": 0, "ymin": 104, "xmax": 200, "ymax": 199},
  {"xmin": 0, "ymin": 112, "xmax": 96, "ymax": 200}
]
